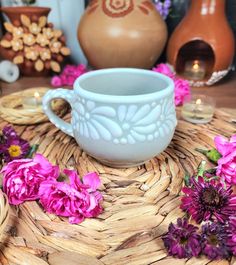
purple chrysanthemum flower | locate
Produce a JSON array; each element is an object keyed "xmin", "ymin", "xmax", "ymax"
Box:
[
  {"xmin": 227, "ymin": 217, "xmax": 236, "ymax": 255},
  {"xmin": 201, "ymin": 222, "xmax": 231, "ymax": 260},
  {"xmin": 0, "ymin": 126, "xmax": 30, "ymax": 162},
  {"xmin": 180, "ymin": 177, "xmax": 236, "ymax": 224},
  {"xmin": 162, "ymin": 218, "xmax": 201, "ymax": 258}
]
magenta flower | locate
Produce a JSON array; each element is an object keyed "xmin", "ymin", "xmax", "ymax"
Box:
[
  {"xmin": 51, "ymin": 64, "xmax": 87, "ymax": 87},
  {"xmin": 215, "ymin": 135, "xmax": 236, "ymax": 185},
  {"xmin": 152, "ymin": 63, "xmax": 174, "ymax": 78},
  {"xmin": 2, "ymin": 154, "xmax": 59, "ymax": 205},
  {"xmin": 162, "ymin": 218, "xmax": 201, "ymax": 258},
  {"xmin": 174, "ymin": 78, "xmax": 191, "ymax": 107},
  {"xmin": 39, "ymin": 169, "xmax": 103, "ymax": 224},
  {"xmin": 152, "ymin": 63, "xmax": 191, "ymax": 106},
  {"xmin": 0, "ymin": 126, "xmax": 30, "ymax": 162},
  {"xmin": 181, "ymin": 177, "xmax": 236, "ymax": 224},
  {"xmin": 51, "ymin": 76, "xmax": 62, "ymax": 87},
  {"xmin": 201, "ymin": 222, "xmax": 231, "ymax": 260},
  {"xmin": 227, "ymin": 217, "xmax": 236, "ymax": 255}
]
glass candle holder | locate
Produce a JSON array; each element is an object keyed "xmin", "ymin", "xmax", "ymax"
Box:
[
  {"xmin": 183, "ymin": 60, "xmax": 206, "ymax": 81},
  {"xmin": 181, "ymin": 94, "xmax": 215, "ymax": 124},
  {"xmin": 22, "ymin": 91, "xmax": 43, "ymax": 109}
]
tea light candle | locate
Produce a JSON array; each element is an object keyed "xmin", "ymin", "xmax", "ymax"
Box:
[
  {"xmin": 181, "ymin": 95, "xmax": 215, "ymax": 124},
  {"xmin": 184, "ymin": 60, "xmax": 206, "ymax": 81},
  {"xmin": 22, "ymin": 91, "xmax": 43, "ymax": 109}
]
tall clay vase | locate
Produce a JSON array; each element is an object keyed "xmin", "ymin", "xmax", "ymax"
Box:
[
  {"xmin": 0, "ymin": 7, "xmax": 51, "ymax": 76},
  {"xmin": 167, "ymin": 0, "xmax": 235, "ymax": 86},
  {"xmin": 78, "ymin": 0, "xmax": 167, "ymax": 69}
]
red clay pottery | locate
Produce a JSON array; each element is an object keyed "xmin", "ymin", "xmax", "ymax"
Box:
[{"xmin": 167, "ymin": 0, "xmax": 235, "ymax": 87}]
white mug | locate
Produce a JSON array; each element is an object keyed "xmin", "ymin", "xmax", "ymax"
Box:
[{"xmin": 43, "ymin": 68, "xmax": 177, "ymax": 167}]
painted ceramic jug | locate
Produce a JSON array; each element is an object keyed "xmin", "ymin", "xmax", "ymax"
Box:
[
  {"xmin": 167, "ymin": 0, "xmax": 235, "ymax": 87},
  {"xmin": 78, "ymin": 0, "xmax": 167, "ymax": 69}
]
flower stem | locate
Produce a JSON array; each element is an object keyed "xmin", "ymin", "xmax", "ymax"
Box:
[
  {"xmin": 195, "ymin": 148, "xmax": 208, "ymax": 155},
  {"xmin": 27, "ymin": 144, "xmax": 39, "ymax": 158}
]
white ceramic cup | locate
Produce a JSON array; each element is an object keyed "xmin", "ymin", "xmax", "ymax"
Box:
[{"xmin": 43, "ymin": 68, "xmax": 177, "ymax": 167}]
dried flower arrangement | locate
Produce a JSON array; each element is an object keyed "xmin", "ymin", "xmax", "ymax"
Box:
[{"xmin": 0, "ymin": 14, "xmax": 70, "ymax": 74}]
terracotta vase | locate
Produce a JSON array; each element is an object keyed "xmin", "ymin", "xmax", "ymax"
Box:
[
  {"xmin": 0, "ymin": 7, "xmax": 51, "ymax": 76},
  {"xmin": 167, "ymin": 0, "xmax": 235, "ymax": 86},
  {"xmin": 78, "ymin": 0, "xmax": 167, "ymax": 69}
]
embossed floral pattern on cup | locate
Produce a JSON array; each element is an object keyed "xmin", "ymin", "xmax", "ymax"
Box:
[{"xmin": 72, "ymin": 97, "xmax": 176, "ymax": 145}]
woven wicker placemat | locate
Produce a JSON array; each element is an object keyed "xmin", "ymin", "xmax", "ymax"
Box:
[{"xmin": 0, "ymin": 109, "xmax": 235, "ymax": 265}]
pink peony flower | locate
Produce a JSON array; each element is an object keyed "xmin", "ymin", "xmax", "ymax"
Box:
[
  {"xmin": 39, "ymin": 169, "xmax": 103, "ymax": 224},
  {"xmin": 152, "ymin": 63, "xmax": 174, "ymax": 78},
  {"xmin": 215, "ymin": 135, "xmax": 236, "ymax": 185},
  {"xmin": 174, "ymin": 78, "xmax": 191, "ymax": 106},
  {"xmin": 152, "ymin": 63, "xmax": 191, "ymax": 106},
  {"xmin": 2, "ymin": 154, "xmax": 59, "ymax": 205},
  {"xmin": 51, "ymin": 76, "xmax": 62, "ymax": 87}
]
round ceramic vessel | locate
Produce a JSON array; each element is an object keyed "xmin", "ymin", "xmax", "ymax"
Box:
[
  {"xmin": 78, "ymin": 0, "xmax": 167, "ymax": 69},
  {"xmin": 43, "ymin": 68, "xmax": 177, "ymax": 167}
]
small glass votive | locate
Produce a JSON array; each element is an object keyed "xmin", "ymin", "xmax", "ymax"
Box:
[
  {"xmin": 183, "ymin": 60, "xmax": 206, "ymax": 81},
  {"xmin": 181, "ymin": 94, "xmax": 215, "ymax": 124},
  {"xmin": 22, "ymin": 91, "xmax": 43, "ymax": 109}
]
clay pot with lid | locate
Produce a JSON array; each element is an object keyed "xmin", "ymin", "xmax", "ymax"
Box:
[
  {"xmin": 167, "ymin": 0, "xmax": 235, "ymax": 86},
  {"xmin": 78, "ymin": 0, "xmax": 167, "ymax": 69}
]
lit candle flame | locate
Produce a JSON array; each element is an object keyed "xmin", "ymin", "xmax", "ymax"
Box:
[
  {"xmin": 196, "ymin": 99, "xmax": 202, "ymax": 105},
  {"xmin": 193, "ymin": 61, "xmax": 200, "ymax": 71},
  {"xmin": 34, "ymin": 92, "xmax": 40, "ymax": 99}
]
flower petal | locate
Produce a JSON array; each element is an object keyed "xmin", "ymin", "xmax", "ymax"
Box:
[{"xmin": 83, "ymin": 172, "xmax": 101, "ymax": 191}]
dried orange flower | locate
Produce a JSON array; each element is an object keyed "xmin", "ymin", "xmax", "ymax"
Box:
[
  {"xmin": 29, "ymin": 23, "xmax": 41, "ymax": 35},
  {"xmin": 42, "ymin": 28, "xmax": 54, "ymax": 39},
  {"xmin": 13, "ymin": 55, "xmax": 24, "ymax": 64},
  {"xmin": 40, "ymin": 48, "xmax": 51, "ymax": 61},
  {"xmin": 12, "ymin": 27, "xmax": 24, "ymax": 39},
  {"xmin": 11, "ymin": 39, "xmax": 23, "ymax": 52},
  {"xmin": 25, "ymin": 46, "xmax": 39, "ymax": 61},
  {"xmin": 36, "ymin": 33, "xmax": 50, "ymax": 47},
  {"xmin": 23, "ymin": 34, "xmax": 36, "ymax": 46},
  {"xmin": 50, "ymin": 41, "xmax": 62, "ymax": 53}
]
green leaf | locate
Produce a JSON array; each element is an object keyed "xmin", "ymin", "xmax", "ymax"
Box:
[
  {"xmin": 195, "ymin": 148, "xmax": 221, "ymax": 164},
  {"xmin": 196, "ymin": 160, "xmax": 207, "ymax": 179},
  {"xmin": 184, "ymin": 173, "xmax": 191, "ymax": 187},
  {"xmin": 26, "ymin": 144, "xmax": 39, "ymax": 158},
  {"xmin": 206, "ymin": 149, "xmax": 221, "ymax": 164},
  {"xmin": 195, "ymin": 148, "xmax": 208, "ymax": 156}
]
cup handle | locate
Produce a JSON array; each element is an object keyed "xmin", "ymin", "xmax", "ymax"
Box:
[{"xmin": 43, "ymin": 89, "xmax": 74, "ymax": 137}]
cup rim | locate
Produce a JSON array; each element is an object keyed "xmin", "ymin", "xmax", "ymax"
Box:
[{"xmin": 73, "ymin": 68, "xmax": 174, "ymax": 103}]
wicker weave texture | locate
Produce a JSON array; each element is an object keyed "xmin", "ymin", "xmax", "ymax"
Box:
[
  {"xmin": 0, "ymin": 109, "xmax": 235, "ymax": 265},
  {"xmin": 0, "ymin": 87, "xmax": 68, "ymax": 125}
]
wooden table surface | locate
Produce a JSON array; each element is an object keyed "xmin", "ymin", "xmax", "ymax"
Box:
[{"xmin": 0, "ymin": 71, "xmax": 236, "ymax": 108}]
